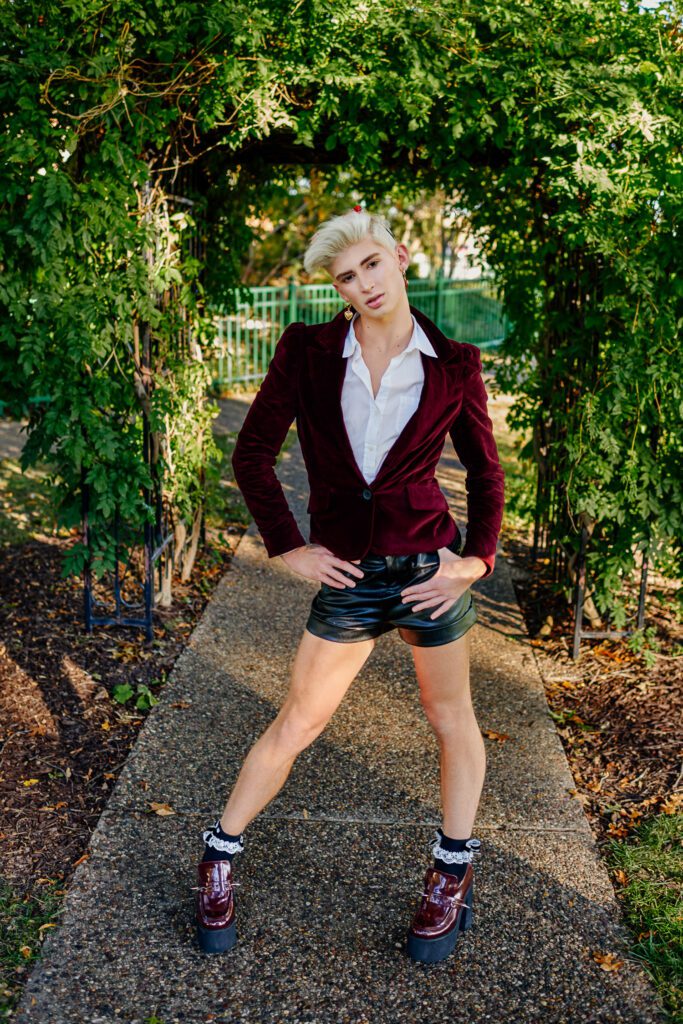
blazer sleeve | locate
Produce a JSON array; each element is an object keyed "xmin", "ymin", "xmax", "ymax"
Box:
[
  {"xmin": 448, "ymin": 344, "xmax": 505, "ymax": 579},
  {"xmin": 231, "ymin": 322, "xmax": 307, "ymax": 558}
]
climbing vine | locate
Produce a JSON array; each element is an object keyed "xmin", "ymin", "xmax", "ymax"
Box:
[{"xmin": 1, "ymin": 0, "xmax": 681, "ymax": 620}]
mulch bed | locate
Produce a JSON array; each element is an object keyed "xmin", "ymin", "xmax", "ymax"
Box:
[
  {"xmin": 0, "ymin": 518, "xmax": 680, "ymax": 1009},
  {"xmin": 0, "ymin": 527, "xmax": 239, "ymax": 1016},
  {"xmin": 0, "ymin": 534, "xmax": 239, "ymax": 887},
  {"xmin": 503, "ymin": 529, "xmax": 682, "ymax": 850}
]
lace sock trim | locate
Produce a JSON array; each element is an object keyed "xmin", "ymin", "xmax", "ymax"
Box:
[
  {"xmin": 201, "ymin": 819, "xmax": 245, "ymax": 855},
  {"xmin": 431, "ymin": 830, "xmax": 481, "ymax": 865}
]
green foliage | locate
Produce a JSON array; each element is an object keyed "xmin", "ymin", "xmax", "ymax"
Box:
[
  {"xmin": 431, "ymin": 0, "xmax": 683, "ymax": 618},
  {"xmin": 626, "ymin": 625, "xmax": 662, "ymax": 668},
  {"xmin": 0, "ymin": 0, "xmax": 681, "ymax": 617},
  {"xmin": 0, "ymin": 0, "xmax": 227, "ymax": 585},
  {"xmin": 0, "ymin": 876, "xmax": 66, "ymax": 1017},
  {"xmin": 606, "ymin": 813, "xmax": 683, "ymax": 1019},
  {"xmin": 112, "ymin": 682, "xmax": 160, "ymax": 710}
]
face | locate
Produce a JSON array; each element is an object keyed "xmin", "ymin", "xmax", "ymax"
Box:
[{"xmin": 330, "ymin": 236, "xmax": 410, "ymax": 319}]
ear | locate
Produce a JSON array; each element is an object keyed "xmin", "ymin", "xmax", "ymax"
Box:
[{"xmin": 395, "ymin": 242, "xmax": 410, "ymax": 274}]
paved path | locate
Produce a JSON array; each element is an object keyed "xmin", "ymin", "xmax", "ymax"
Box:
[
  {"xmin": 15, "ymin": 397, "xmax": 665, "ymax": 1023},
  {"xmin": 0, "ymin": 418, "xmax": 28, "ymax": 461}
]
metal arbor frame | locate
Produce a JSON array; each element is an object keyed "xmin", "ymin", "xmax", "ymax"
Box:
[
  {"xmin": 81, "ymin": 367, "xmax": 174, "ymax": 643},
  {"xmin": 531, "ymin": 449, "xmax": 648, "ymax": 660},
  {"xmin": 570, "ymin": 519, "xmax": 649, "ymax": 660}
]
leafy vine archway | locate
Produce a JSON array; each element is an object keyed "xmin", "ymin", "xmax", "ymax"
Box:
[{"xmin": 2, "ymin": 0, "xmax": 681, "ymax": 628}]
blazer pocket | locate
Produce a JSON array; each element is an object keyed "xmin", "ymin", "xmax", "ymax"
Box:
[{"xmin": 405, "ymin": 480, "xmax": 450, "ymax": 511}]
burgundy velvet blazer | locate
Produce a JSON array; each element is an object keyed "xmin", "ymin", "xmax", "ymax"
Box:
[{"xmin": 231, "ymin": 304, "xmax": 505, "ymax": 578}]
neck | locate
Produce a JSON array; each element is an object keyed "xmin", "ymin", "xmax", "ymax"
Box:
[{"xmin": 353, "ymin": 297, "xmax": 413, "ymax": 355}]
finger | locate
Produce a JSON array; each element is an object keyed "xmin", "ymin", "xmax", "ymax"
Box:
[
  {"xmin": 430, "ymin": 598, "xmax": 456, "ymax": 618},
  {"xmin": 322, "ymin": 579, "xmax": 353, "ymax": 589},
  {"xmin": 401, "ymin": 576, "xmax": 442, "ymax": 597},
  {"xmin": 319, "ymin": 551, "xmax": 364, "ymax": 578},
  {"xmin": 341, "ymin": 561, "xmax": 365, "ymax": 578},
  {"xmin": 401, "ymin": 585, "xmax": 440, "ymax": 602},
  {"xmin": 323, "ymin": 569, "xmax": 360, "ymax": 588},
  {"xmin": 406, "ymin": 594, "xmax": 444, "ymax": 611}
]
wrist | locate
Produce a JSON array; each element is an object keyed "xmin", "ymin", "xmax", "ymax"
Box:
[
  {"xmin": 278, "ymin": 544, "xmax": 305, "ymax": 560},
  {"xmin": 461, "ymin": 555, "xmax": 487, "ymax": 580}
]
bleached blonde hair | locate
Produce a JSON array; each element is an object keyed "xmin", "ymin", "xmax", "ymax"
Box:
[{"xmin": 303, "ymin": 209, "xmax": 398, "ymax": 277}]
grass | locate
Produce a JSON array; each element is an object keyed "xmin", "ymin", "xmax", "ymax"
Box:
[
  {"xmin": 492, "ymin": 433, "xmax": 537, "ymax": 534},
  {"xmin": 204, "ymin": 422, "xmax": 298, "ymax": 539},
  {"xmin": 203, "ymin": 430, "xmax": 250, "ymax": 540},
  {"xmin": 605, "ymin": 813, "xmax": 683, "ymax": 1021},
  {"xmin": 0, "ymin": 457, "xmax": 68, "ymax": 547},
  {"xmin": 0, "ymin": 414, "xmax": 298, "ymax": 552},
  {"xmin": 0, "ymin": 878, "xmax": 67, "ymax": 1020}
]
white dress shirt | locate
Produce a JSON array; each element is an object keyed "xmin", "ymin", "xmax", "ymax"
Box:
[{"xmin": 341, "ymin": 312, "xmax": 438, "ymax": 484}]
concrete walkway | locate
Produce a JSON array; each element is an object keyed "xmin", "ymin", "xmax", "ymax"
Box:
[
  {"xmin": 15, "ymin": 398, "xmax": 665, "ymax": 1024},
  {"xmin": 0, "ymin": 418, "xmax": 28, "ymax": 461}
]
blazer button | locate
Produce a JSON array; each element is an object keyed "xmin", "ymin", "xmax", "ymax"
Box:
[{"xmin": 361, "ymin": 488, "xmax": 372, "ymax": 500}]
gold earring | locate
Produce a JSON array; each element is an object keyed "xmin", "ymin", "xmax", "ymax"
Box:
[{"xmin": 343, "ymin": 302, "xmax": 354, "ymax": 321}]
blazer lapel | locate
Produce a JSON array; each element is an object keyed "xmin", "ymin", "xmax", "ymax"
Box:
[
  {"xmin": 306, "ymin": 309, "xmax": 377, "ymax": 483},
  {"xmin": 305, "ymin": 305, "xmax": 463, "ymax": 490},
  {"xmin": 373, "ymin": 304, "xmax": 464, "ymax": 487}
]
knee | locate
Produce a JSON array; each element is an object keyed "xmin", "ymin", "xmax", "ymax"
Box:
[
  {"xmin": 421, "ymin": 697, "xmax": 474, "ymax": 740},
  {"xmin": 269, "ymin": 706, "xmax": 327, "ymax": 756}
]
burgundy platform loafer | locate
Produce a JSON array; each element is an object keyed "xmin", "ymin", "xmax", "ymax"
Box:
[
  {"xmin": 193, "ymin": 859, "xmax": 237, "ymax": 954},
  {"xmin": 406, "ymin": 864, "xmax": 474, "ymax": 964}
]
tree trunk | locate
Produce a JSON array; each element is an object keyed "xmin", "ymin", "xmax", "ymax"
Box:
[
  {"xmin": 173, "ymin": 520, "xmax": 187, "ymax": 571},
  {"xmin": 181, "ymin": 504, "xmax": 202, "ymax": 581},
  {"xmin": 156, "ymin": 547, "xmax": 174, "ymax": 607}
]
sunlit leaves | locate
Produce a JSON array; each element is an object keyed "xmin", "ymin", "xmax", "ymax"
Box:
[{"xmin": 0, "ymin": 0, "xmax": 681, "ymax": 615}]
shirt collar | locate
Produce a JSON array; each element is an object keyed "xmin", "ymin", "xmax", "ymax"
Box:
[{"xmin": 342, "ymin": 312, "xmax": 437, "ymax": 359}]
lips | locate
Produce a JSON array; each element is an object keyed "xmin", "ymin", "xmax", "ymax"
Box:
[{"xmin": 366, "ymin": 293, "xmax": 384, "ymax": 308}]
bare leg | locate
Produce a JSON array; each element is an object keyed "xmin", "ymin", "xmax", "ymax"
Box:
[
  {"xmin": 219, "ymin": 629, "xmax": 375, "ymax": 835},
  {"xmin": 410, "ymin": 630, "xmax": 486, "ymax": 838}
]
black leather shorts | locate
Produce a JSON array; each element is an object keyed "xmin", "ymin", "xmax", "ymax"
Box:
[{"xmin": 305, "ymin": 549, "xmax": 478, "ymax": 647}]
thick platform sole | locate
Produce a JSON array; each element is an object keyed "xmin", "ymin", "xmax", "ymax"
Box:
[
  {"xmin": 406, "ymin": 880, "xmax": 473, "ymax": 964},
  {"xmin": 196, "ymin": 917, "xmax": 237, "ymax": 954}
]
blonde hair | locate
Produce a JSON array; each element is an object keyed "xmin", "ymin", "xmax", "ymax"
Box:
[{"xmin": 303, "ymin": 209, "xmax": 397, "ymax": 277}]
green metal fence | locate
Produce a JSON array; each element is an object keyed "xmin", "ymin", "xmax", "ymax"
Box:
[{"xmin": 208, "ymin": 275, "xmax": 508, "ymax": 390}]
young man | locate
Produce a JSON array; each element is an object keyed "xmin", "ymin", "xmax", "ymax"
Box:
[{"xmin": 194, "ymin": 209, "xmax": 504, "ymax": 963}]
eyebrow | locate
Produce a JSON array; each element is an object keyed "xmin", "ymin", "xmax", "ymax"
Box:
[{"xmin": 334, "ymin": 252, "xmax": 381, "ymax": 281}]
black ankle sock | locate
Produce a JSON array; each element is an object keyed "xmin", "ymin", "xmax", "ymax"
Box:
[
  {"xmin": 201, "ymin": 819, "xmax": 245, "ymax": 863},
  {"xmin": 432, "ymin": 828, "xmax": 479, "ymax": 882}
]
